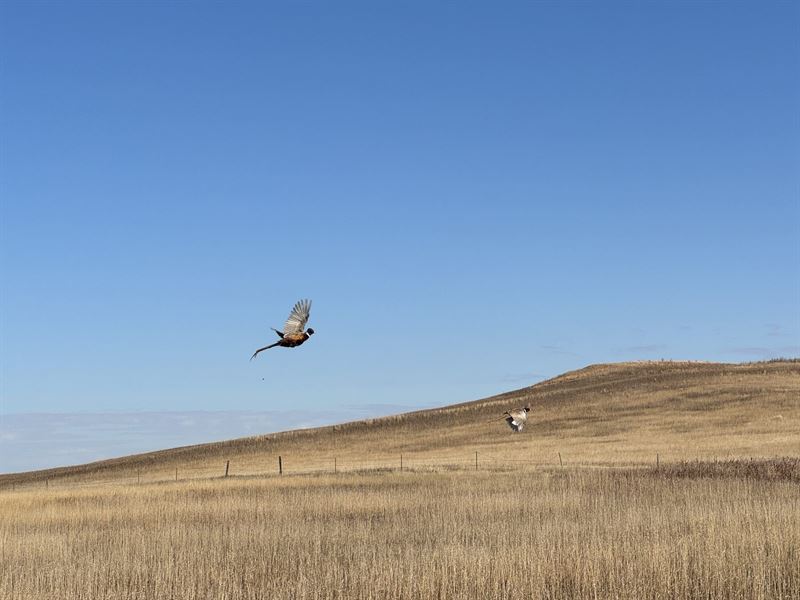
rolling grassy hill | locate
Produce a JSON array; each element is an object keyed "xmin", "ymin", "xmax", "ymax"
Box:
[
  {"xmin": 2, "ymin": 359, "xmax": 798, "ymax": 488},
  {"xmin": 2, "ymin": 359, "xmax": 798, "ymax": 599}
]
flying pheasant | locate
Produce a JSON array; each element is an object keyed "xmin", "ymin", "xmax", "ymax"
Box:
[
  {"xmin": 251, "ymin": 299, "xmax": 315, "ymax": 360},
  {"xmin": 504, "ymin": 406, "xmax": 530, "ymax": 432}
]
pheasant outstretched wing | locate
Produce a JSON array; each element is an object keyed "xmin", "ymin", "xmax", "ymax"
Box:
[
  {"xmin": 283, "ymin": 299, "xmax": 312, "ymax": 334},
  {"xmin": 505, "ymin": 409, "xmax": 526, "ymax": 426}
]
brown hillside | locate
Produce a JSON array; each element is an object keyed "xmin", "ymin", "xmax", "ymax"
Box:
[{"xmin": 2, "ymin": 360, "xmax": 798, "ymax": 489}]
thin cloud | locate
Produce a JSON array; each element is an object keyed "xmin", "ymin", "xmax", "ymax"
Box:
[
  {"xmin": 540, "ymin": 345, "xmax": 578, "ymax": 356},
  {"xmin": 764, "ymin": 323, "xmax": 787, "ymax": 338},
  {"xmin": 618, "ymin": 344, "xmax": 668, "ymax": 353},
  {"xmin": 727, "ymin": 346, "xmax": 800, "ymax": 358},
  {"xmin": 728, "ymin": 347, "xmax": 769, "ymax": 356}
]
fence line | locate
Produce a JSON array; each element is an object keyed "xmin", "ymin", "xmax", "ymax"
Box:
[{"xmin": 0, "ymin": 452, "xmax": 673, "ymax": 493}]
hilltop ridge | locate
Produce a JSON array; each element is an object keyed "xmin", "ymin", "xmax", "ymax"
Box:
[{"xmin": 1, "ymin": 359, "xmax": 798, "ymax": 488}]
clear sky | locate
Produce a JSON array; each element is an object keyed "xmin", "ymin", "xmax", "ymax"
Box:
[{"xmin": 1, "ymin": 2, "xmax": 798, "ymax": 471}]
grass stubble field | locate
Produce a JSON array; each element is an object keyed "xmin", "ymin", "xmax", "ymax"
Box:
[{"xmin": 1, "ymin": 360, "xmax": 798, "ymax": 599}]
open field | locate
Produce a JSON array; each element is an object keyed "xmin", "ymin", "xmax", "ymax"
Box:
[
  {"xmin": 1, "ymin": 360, "xmax": 799, "ymax": 598},
  {"xmin": 1, "ymin": 461, "xmax": 798, "ymax": 599}
]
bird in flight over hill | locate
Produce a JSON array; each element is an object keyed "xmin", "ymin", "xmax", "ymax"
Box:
[
  {"xmin": 504, "ymin": 406, "xmax": 530, "ymax": 432},
  {"xmin": 251, "ymin": 299, "xmax": 315, "ymax": 360}
]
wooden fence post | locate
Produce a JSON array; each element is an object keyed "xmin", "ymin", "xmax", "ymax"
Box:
[
  {"xmin": 400, "ymin": 453, "xmax": 403, "ymax": 472},
  {"xmin": 334, "ymin": 457, "xmax": 337, "ymax": 474},
  {"xmin": 559, "ymin": 452, "xmax": 563, "ymax": 467},
  {"xmin": 175, "ymin": 467, "xmax": 178, "ymax": 481},
  {"xmin": 137, "ymin": 469, "xmax": 140, "ymax": 484},
  {"xmin": 225, "ymin": 460, "xmax": 230, "ymax": 477},
  {"xmin": 475, "ymin": 451, "xmax": 478, "ymax": 471},
  {"xmin": 279, "ymin": 455, "xmax": 283, "ymax": 475},
  {"xmin": 656, "ymin": 453, "xmax": 659, "ymax": 469}
]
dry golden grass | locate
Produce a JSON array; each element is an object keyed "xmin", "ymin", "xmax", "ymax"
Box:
[
  {"xmin": 1, "ymin": 360, "xmax": 798, "ymax": 598},
  {"xmin": 1, "ymin": 462, "xmax": 798, "ymax": 599}
]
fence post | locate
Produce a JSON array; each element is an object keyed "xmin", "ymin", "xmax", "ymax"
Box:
[
  {"xmin": 279, "ymin": 455, "xmax": 283, "ymax": 475},
  {"xmin": 175, "ymin": 467, "xmax": 178, "ymax": 482},
  {"xmin": 137, "ymin": 469, "xmax": 140, "ymax": 484},
  {"xmin": 334, "ymin": 457, "xmax": 337, "ymax": 474},
  {"xmin": 225, "ymin": 460, "xmax": 230, "ymax": 477},
  {"xmin": 656, "ymin": 454, "xmax": 659, "ymax": 470},
  {"xmin": 400, "ymin": 453, "xmax": 403, "ymax": 472},
  {"xmin": 559, "ymin": 452, "xmax": 563, "ymax": 467},
  {"xmin": 475, "ymin": 451, "xmax": 478, "ymax": 471}
]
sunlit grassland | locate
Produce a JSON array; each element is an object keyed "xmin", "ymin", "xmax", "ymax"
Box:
[
  {"xmin": 1, "ymin": 463, "xmax": 798, "ymax": 599},
  {"xmin": 1, "ymin": 360, "xmax": 798, "ymax": 599}
]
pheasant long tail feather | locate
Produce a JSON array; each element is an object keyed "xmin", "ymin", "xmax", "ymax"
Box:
[
  {"xmin": 487, "ymin": 414, "xmax": 512, "ymax": 424},
  {"xmin": 251, "ymin": 342, "xmax": 280, "ymax": 361}
]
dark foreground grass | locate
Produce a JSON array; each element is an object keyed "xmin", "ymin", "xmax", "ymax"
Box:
[{"xmin": 648, "ymin": 457, "xmax": 800, "ymax": 483}]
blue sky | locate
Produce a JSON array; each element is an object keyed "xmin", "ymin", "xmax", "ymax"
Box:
[{"xmin": 1, "ymin": 2, "xmax": 798, "ymax": 472}]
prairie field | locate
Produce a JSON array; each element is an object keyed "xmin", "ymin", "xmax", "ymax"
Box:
[
  {"xmin": 2, "ymin": 462, "xmax": 799, "ymax": 599},
  {"xmin": 1, "ymin": 360, "xmax": 799, "ymax": 599}
]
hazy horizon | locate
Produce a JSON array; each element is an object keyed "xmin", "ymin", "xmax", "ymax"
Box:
[{"xmin": 0, "ymin": 403, "xmax": 431, "ymax": 474}]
